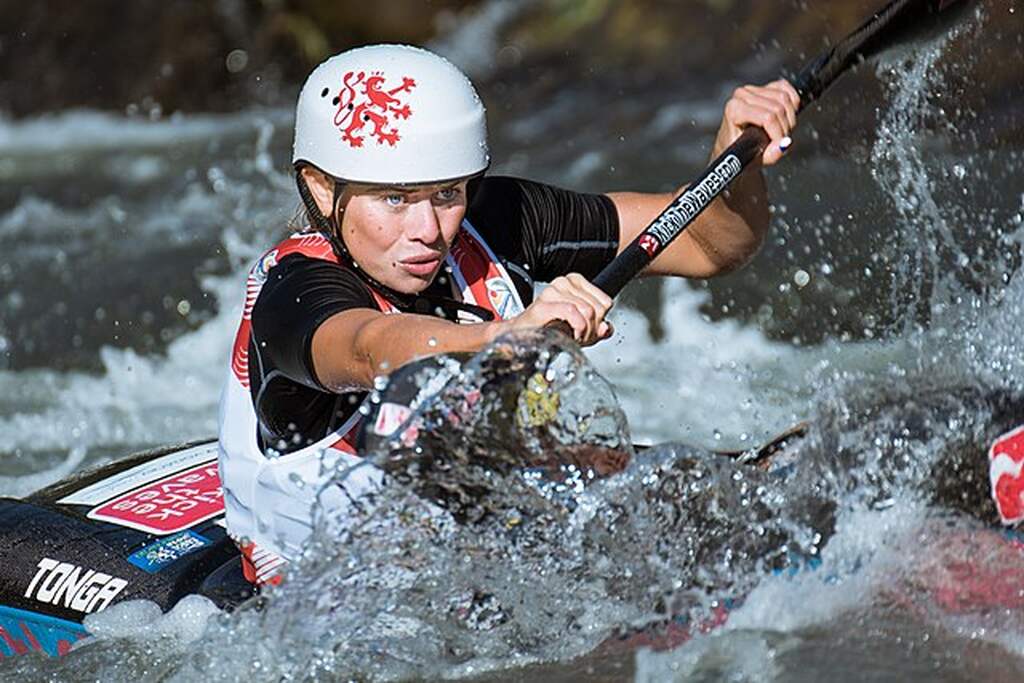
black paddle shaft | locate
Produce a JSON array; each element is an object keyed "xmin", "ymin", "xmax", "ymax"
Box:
[{"xmin": 592, "ymin": 0, "xmax": 968, "ymax": 298}]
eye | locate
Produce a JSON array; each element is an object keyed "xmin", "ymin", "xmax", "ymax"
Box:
[
  {"xmin": 435, "ymin": 187, "xmax": 459, "ymax": 202},
  {"xmin": 383, "ymin": 194, "xmax": 404, "ymax": 207}
]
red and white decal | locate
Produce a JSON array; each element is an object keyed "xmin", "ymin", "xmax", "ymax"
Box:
[
  {"xmin": 334, "ymin": 70, "xmax": 416, "ymax": 148},
  {"xmin": 238, "ymin": 541, "xmax": 286, "ymax": 587},
  {"xmin": 87, "ymin": 462, "xmax": 224, "ymax": 535},
  {"xmin": 638, "ymin": 234, "xmax": 660, "ymax": 258},
  {"xmin": 989, "ymin": 425, "xmax": 1024, "ymax": 525}
]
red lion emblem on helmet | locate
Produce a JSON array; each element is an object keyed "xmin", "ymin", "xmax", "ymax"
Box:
[{"xmin": 332, "ymin": 70, "xmax": 416, "ymax": 148}]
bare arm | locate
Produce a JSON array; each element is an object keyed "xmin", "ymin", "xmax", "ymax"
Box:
[
  {"xmin": 311, "ymin": 309, "xmax": 499, "ymax": 391},
  {"xmin": 311, "ymin": 273, "xmax": 615, "ymax": 391},
  {"xmin": 608, "ymin": 79, "xmax": 799, "ymax": 279}
]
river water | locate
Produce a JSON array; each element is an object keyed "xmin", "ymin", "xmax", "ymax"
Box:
[{"xmin": 2, "ymin": 2, "xmax": 1024, "ymax": 681}]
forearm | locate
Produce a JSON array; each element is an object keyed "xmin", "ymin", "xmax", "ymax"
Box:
[
  {"xmin": 609, "ymin": 79, "xmax": 796, "ymax": 280},
  {"xmin": 684, "ymin": 150, "xmax": 770, "ymax": 275},
  {"xmin": 608, "ymin": 169, "xmax": 769, "ymax": 279},
  {"xmin": 312, "ymin": 309, "xmax": 502, "ymax": 391}
]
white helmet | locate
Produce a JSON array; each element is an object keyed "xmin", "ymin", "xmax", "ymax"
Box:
[{"xmin": 292, "ymin": 44, "xmax": 489, "ymax": 185}]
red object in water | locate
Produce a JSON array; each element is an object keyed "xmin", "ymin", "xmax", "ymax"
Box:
[{"xmin": 989, "ymin": 425, "xmax": 1024, "ymax": 525}]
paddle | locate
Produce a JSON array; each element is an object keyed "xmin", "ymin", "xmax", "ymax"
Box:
[
  {"xmin": 361, "ymin": 0, "xmax": 973, "ymax": 464},
  {"xmin": 591, "ymin": 0, "xmax": 972, "ymax": 298}
]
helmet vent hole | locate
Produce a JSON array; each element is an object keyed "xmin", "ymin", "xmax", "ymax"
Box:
[
  {"xmin": 320, "ymin": 87, "xmax": 329, "ymax": 98},
  {"xmin": 332, "ymin": 97, "xmax": 340, "ymax": 105}
]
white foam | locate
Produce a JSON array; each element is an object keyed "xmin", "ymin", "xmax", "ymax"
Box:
[
  {"xmin": 586, "ymin": 278, "xmax": 903, "ymax": 447},
  {"xmin": 428, "ymin": 0, "xmax": 535, "ymax": 78},
  {"xmin": 0, "ymin": 445, "xmax": 87, "ymax": 497},
  {"xmin": 633, "ymin": 500, "xmax": 930, "ymax": 679},
  {"xmin": 82, "ymin": 595, "xmax": 221, "ymax": 644},
  {"xmin": 0, "ymin": 268, "xmax": 251, "ymax": 496},
  {"xmin": 0, "ymin": 109, "xmax": 290, "ymax": 156}
]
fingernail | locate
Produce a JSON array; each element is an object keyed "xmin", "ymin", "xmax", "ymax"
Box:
[{"xmin": 779, "ymin": 136, "xmax": 793, "ymax": 152}]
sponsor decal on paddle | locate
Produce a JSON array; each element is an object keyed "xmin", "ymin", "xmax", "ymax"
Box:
[
  {"xmin": 87, "ymin": 461, "xmax": 224, "ymax": 535},
  {"xmin": 647, "ymin": 154, "xmax": 743, "ymax": 246},
  {"xmin": 126, "ymin": 531, "xmax": 211, "ymax": 574},
  {"xmin": 24, "ymin": 558, "xmax": 128, "ymax": 615},
  {"xmin": 332, "ymin": 70, "xmax": 416, "ymax": 147},
  {"xmin": 638, "ymin": 234, "xmax": 660, "ymax": 257},
  {"xmin": 989, "ymin": 425, "xmax": 1024, "ymax": 525}
]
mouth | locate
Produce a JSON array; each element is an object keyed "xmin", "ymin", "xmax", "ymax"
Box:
[{"xmin": 398, "ymin": 254, "xmax": 443, "ymax": 277}]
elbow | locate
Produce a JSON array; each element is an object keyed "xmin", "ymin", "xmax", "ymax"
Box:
[
  {"xmin": 688, "ymin": 216, "xmax": 766, "ymax": 277},
  {"xmin": 726, "ymin": 221, "xmax": 768, "ymax": 275},
  {"xmin": 349, "ymin": 322, "xmax": 386, "ymax": 388}
]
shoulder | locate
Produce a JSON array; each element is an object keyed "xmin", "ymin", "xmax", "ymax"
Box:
[
  {"xmin": 468, "ymin": 175, "xmax": 561, "ymax": 210},
  {"xmin": 465, "ymin": 175, "xmax": 565, "ymax": 237},
  {"xmin": 256, "ymin": 252, "xmax": 377, "ymax": 313}
]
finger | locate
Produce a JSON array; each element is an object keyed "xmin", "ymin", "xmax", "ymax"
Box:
[
  {"xmin": 758, "ymin": 84, "xmax": 798, "ymax": 130},
  {"xmin": 762, "ymin": 145, "xmax": 785, "ymax": 167},
  {"xmin": 731, "ymin": 89, "xmax": 787, "ymax": 142},
  {"xmin": 564, "ymin": 273, "xmax": 613, "ymax": 317},
  {"xmin": 558, "ymin": 304, "xmax": 590, "ymax": 342},
  {"xmin": 546, "ymin": 279, "xmax": 605, "ymax": 336},
  {"xmin": 739, "ymin": 88, "xmax": 792, "ymax": 139},
  {"xmin": 770, "ymin": 79, "xmax": 802, "ymax": 112},
  {"xmin": 546, "ymin": 276, "xmax": 577, "ymax": 300},
  {"xmin": 541, "ymin": 300, "xmax": 589, "ymax": 341}
]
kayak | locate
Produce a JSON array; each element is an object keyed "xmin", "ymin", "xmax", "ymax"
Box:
[
  {"xmin": 0, "ymin": 441, "xmax": 253, "ymax": 659},
  {"xmin": 0, "ymin": 425, "xmax": 804, "ymax": 662},
  {"xmin": 2, "ymin": 397, "xmax": 1022, "ymax": 661}
]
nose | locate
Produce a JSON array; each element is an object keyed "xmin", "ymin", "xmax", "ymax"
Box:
[{"xmin": 405, "ymin": 198, "xmax": 443, "ymax": 245}]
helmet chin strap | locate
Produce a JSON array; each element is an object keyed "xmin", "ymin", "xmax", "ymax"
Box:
[
  {"xmin": 293, "ymin": 169, "xmax": 495, "ymax": 322},
  {"xmin": 295, "ymin": 168, "xmax": 412, "ymax": 309}
]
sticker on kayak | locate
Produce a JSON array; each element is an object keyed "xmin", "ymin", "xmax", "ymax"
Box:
[
  {"xmin": 58, "ymin": 442, "xmax": 219, "ymax": 507},
  {"xmin": 127, "ymin": 531, "xmax": 211, "ymax": 573},
  {"xmin": 0, "ymin": 604, "xmax": 88, "ymax": 659},
  {"xmin": 989, "ymin": 425, "xmax": 1024, "ymax": 525},
  {"xmin": 86, "ymin": 461, "xmax": 224, "ymax": 535}
]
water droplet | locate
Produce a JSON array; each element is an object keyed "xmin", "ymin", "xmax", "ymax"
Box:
[
  {"xmin": 225, "ymin": 49, "xmax": 249, "ymax": 73},
  {"xmin": 176, "ymin": 299, "xmax": 191, "ymax": 316},
  {"xmin": 427, "ymin": 337, "xmax": 438, "ymax": 348},
  {"xmin": 794, "ymin": 269, "xmax": 810, "ymax": 288},
  {"xmin": 952, "ymin": 163, "xmax": 967, "ymax": 180}
]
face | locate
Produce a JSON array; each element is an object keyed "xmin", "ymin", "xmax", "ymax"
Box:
[{"xmin": 337, "ymin": 180, "xmax": 469, "ymax": 294}]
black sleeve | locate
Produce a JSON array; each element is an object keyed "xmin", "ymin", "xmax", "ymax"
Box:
[
  {"xmin": 467, "ymin": 176, "xmax": 620, "ymax": 283},
  {"xmin": 250, "ymin": 253, "xmax": 377, "ymax": 390}
]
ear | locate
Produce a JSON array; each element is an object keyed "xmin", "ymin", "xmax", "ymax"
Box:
[{"xmin": 300, "ymin": 166, "xmax": 336, "ymax": 217}]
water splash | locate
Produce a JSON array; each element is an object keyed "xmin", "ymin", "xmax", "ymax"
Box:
[{"xmin": 869, "ymin": 6, "xmax": 1009, "ymax": 334}]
